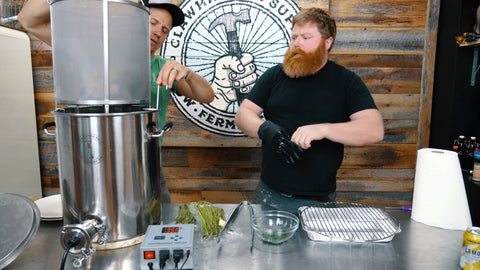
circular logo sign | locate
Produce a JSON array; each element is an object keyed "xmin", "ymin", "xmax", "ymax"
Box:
[{"xmin": 162, "ymin": 0, "xmax": 299, "ymax": 136}]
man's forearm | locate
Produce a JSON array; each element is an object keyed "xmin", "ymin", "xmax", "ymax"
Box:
[
  {"xmin": 179, "ymin": 72, "xmax": 215, "ymax": 103},
  {"xmin": 18, "ymin": 0, "xmax": 52, "ymax": 45},
  {"xmin": 320, "ymin": 117, "xmax": 384, "ymax": 146},
  {"xmin": 291, "ymin": 109, "xmax": 384, "ymax": 149},
  {"xmin": 317, "ymin": 109, "xmax": 384, "ymax": 146},
  {"xmin": 234, "ymin": 101, "xmax": 264, "ymax": 138}
]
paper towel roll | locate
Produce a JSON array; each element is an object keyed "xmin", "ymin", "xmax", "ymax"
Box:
[{"xmin": 411, "ymin": 148, "xmax": 472, "ymax": 230}]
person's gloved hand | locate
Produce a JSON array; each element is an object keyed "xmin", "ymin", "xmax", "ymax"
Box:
[{"xmin": 258, "ymin": 121, "xmax": 303, "ymax": 165}]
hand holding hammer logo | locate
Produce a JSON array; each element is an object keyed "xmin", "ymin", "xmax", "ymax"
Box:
[{"xmin": 209, "ymin": 9, "xmax": 253, "ymax": 108}]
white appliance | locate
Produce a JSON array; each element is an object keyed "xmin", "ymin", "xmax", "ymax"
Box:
[{"xmin": 0, "ymin": 26, "xmax": 42, "ymax": 199}]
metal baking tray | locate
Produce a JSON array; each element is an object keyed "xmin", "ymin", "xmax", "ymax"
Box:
[{"xmin": 298, "ymin": 202, "xmax": 401, "ymax": 242}]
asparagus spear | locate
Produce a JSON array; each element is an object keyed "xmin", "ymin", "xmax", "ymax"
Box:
[{"xmin": 174, "ymin": 201, "xmax": 226, "ymax": 238}]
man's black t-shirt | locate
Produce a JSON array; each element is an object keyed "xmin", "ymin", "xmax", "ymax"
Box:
[{"xmin": 246, "ymin": 61, "xmax": 377, "ymax": 196}]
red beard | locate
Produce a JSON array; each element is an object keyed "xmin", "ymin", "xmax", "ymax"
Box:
[{"xmin": 282, "ymin": 43, "xmax": 328, "ymax": 78}]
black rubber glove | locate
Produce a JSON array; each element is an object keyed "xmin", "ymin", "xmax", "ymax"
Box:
[{"xmin": 258, "ymin": 121, "xmax": 303, "ymax": 165}]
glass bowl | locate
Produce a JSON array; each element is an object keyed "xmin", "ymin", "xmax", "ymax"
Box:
[{"xmin": 251, "ymin": 210, "xmax": 299, "ymax": 244}]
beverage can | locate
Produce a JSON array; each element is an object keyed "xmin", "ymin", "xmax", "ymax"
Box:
[
  {"xmin": 473, "ymin": 151, "xmax": 480, "ymax": 181},
  {"xmin": 460, "ymin": 226, "xmax": 480, "ymax": 269}
]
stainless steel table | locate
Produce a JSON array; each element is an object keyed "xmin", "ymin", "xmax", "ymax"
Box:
[{"xmin": 5, "ymin": 203, "xmax": 465, "ymax": 270}]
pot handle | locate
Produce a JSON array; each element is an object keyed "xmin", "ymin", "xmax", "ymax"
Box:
[
  {"xmin": 43, "ymin": 122, "xmax": 56, "ymax": 136},
  {"xmin": 148, "ymin": 122, "xmax": 173, "ymax": 139}
]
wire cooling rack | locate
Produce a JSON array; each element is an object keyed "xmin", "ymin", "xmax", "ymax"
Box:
[{"xmin": 298, "ymin": 202, "xmax": 401, "ymax": 242}]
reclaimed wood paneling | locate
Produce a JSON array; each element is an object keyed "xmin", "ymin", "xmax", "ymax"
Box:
[
  {"xmin": 295, "ymin": 0, "xmax": 329, "ymax": 10},
  {"xmin": 352, "ymin": 67, "xmax": 422, "ymax": 94},
  {"xmin": 26, "ymin": 0, "xmax": 440, "ymax": 207},
  {"xmin": 32, "ymin": 67, "xmax": 53, "ymax": 89},
  {"xmin": 175, "ymin": 190, "xmax": 413, "ymax": 206},
  {"xmin": 334, "ymin": 29, "xmax": 425, "ymax": 53},
  {"xmin": 336, "ymin": 191, "xmax": 412, "ymax": 207},
  {"xmin": 201, "ymin": 191, "xmax": 253, "ymax": 204},
  {"xmin": 329, "ymin": 53, "xmax": 423, "ymax": 67},
  {"xmin": 170, "ymin": 191, "xmax": 202, "ymax": 204},
  {"xmin": 165, "ymin": 144, "xmax": 416, "ymax": 168},
  {"xmin": 374, "ymin": 94, "xmax": 420, "ymax": 120},
  {"xmin": 165, "ymin": 167, "xmax": 415, "ymax": 205},
  {"xmin": 331, "ymin": 0, "xmax": 428, "ymax": 29},
  {"xmin": 417, "ymin": 0, "xmax": 440, "ymax": 149},
  {"xmin": 165, "ymin": 176, "xmax": 414, "ymax": 193},
  {"xmin": 30, "ymin": 51, "xmax": 52, "ymax": 67}
]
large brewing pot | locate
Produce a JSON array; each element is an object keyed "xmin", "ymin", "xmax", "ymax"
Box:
[
  {"xmin": 49, "ymin": 0, "xmax": 150, "ymax": 105},
  {"xmin": 44, "ymin": 106, "xmax": 164, "ymax": 251}
]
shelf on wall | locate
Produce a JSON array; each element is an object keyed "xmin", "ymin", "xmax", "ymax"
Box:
[{"xmin": 459, "ymin": 40, "xmax": 480, "ymax": 47}]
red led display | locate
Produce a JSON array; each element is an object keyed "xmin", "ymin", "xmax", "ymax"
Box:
[{"xmin": 161, "ymin": 226, "xmax": 179, "ymax": 234}]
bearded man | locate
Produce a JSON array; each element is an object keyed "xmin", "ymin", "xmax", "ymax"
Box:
[{"xmin": 235, "ymin": 8, "xmax": 384, "ymax": 214}]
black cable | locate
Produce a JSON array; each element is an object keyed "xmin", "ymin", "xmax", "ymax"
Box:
[
  {"xmin": 60, "ymin": 237, "xmax": 81, "ymax": 270},
  {"xmin": 147, "ymin": 262, "xmax": 154, "ymax": 270},
  {"xmin": 180, "ymin": 249, "xmax": 190, "ymax": 270},
  {"xmin": 173, "ymin": 249, "xmax": 183, "ymax": 270},
  {"xmin": 60, "ymin": 246, "xmax": 72, "ymax": 270},
  {"xmin": 159, "ymin": 250, "xmax": 169, "ymax": 270}
]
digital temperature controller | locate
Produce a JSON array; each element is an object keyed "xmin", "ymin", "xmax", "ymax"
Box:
[{"xmin": 140, "ymin": 224, "xmax": 194, "ymax": 270}]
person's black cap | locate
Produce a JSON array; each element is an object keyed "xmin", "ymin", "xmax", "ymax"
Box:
[{"xmin": 143, "ymin": 0, "xmax": 185, "ymax": 27}]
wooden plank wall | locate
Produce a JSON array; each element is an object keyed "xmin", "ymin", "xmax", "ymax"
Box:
[{"xmin": 27, "ymin": 0, "xmax": 439, "ymax": 207}]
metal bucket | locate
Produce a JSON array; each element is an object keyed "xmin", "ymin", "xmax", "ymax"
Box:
[
  {"xmin": 49, "ymin": 0, "xmax": 150, "ymax": 105},
  {"xmin": 45, "ymin": 106, "xmax": 163, "ymax": 248}
]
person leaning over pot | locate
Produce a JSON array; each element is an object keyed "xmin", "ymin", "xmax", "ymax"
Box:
[
  {"xmin": 234, "ymin": 8, "xmax": 384, "ymax": 214},
  {"xmin": 18, "ymin": 0, "xmax": 215, "ymax": 203}
]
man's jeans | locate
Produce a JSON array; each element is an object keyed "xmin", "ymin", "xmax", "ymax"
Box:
[{"xmin": 253, "ymin": 179, "xmax": 336, "ymax": 215}]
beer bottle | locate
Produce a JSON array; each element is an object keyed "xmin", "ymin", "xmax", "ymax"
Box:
[
  {"xmin": 453, "ymin": 137, "xmax": 460, "ymax": 152},
  {"xmin": 466, "ymin": 136, "xmax": 477, "ymax": 171},
  {"xmin": 457, "ymin": 135, "xmax": 467, "ymax": 169}
]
